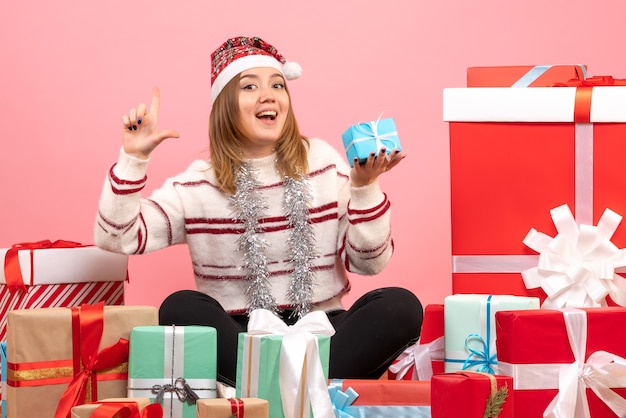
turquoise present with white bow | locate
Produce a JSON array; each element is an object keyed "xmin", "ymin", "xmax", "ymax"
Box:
[
  {"xmin": 236, "ymin": 309, "xmax": 334, "ymax": 418},
  {"xmin": 127, "ymin": 325, "xmax": 217, "ymax": 418},
  {"xmin": 342, "ymin": 117, "xmax": 401, "ymax": 167},
  {"xmin": 444, "ymin": 294, "xmax": 539, "ymax": 374}
]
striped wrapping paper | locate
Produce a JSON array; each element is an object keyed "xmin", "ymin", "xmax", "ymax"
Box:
[{"xmin": 0, "ymin": 245, "xmax": 127, "ymax": 342}]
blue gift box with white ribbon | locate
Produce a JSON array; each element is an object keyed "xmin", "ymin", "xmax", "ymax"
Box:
[{"xmin": 342, "ymin": 117, "xmax": 401, "ymax": 167}]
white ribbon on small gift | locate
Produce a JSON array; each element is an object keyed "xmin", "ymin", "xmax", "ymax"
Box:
[
  {"xmin": 344, "ymin": 113, "xmax": 398, "ymax": 161},
  {"xmin": 521, "ymin": 204, "xmax": 626, "ymax": 308},
  {"xmin": 247, "ymin": 309, "xmax": 336, "ymax": 418},
  {"xmin": 389, "ymin": 336, "xmax": 444, "ymax": 381},
  {"xmin": 499, "ymin": 309, "xmax": 626, "ymax": 418}
]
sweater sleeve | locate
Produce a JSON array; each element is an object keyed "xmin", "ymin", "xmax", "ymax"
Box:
[
  {"xmin": 335, "ymin": 154, "xmax": 394, "ymax": 275},
  {"xmin": 94, "ymin": 148, "xmax": 186, "ymax": 255}
]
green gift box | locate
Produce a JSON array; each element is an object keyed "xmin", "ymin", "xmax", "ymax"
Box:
[
  {"xmin": 127, "ymin": 325, "xmax": 217, "ymax": 418},
  {"xmin": 235, "ymin": 309, "xmax": 334, "ymax": 418},
  {"xmin": 444, "ymin": 294, "xmax": 539, "ymax": 374}
]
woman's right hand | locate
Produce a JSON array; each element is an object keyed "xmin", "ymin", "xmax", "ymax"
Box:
[{"xmin": 121, "ymin": 87, "xmax": 180, "ymax": 160}]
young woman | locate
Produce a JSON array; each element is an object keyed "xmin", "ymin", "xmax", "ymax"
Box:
[{"xmin": 95, "ymin": 36, "xmax": 423, "ymax": 387}]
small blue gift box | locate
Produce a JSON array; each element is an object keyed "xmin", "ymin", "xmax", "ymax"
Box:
[{"xmin": 342, "ymin": 117, "xmax": 401, "ymax": 167}]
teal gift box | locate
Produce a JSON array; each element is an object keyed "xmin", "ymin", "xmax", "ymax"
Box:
[
  {"xmin": 236, "ymin": 333, "xmax": 331, "ymax": 418},
  {"xmin": 127, "ymin": 325, "xmax": 217, "ymax": 418},
  {"xmin": 444, "ymin": 294, "xmax": 539, "ymax": 374},
  {"xmin": 1, "ymin": 341, "xmax": 5, "ymax": 418},
  {"xmin": 342, "ymin": 117, "xmax": 401, "ymax": 167}
]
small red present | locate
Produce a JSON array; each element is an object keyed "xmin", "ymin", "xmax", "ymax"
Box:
[
  {"xmin": 388, "ymin": 304, "xmax": 443, "ymax": 380},
  {"xmin": 431, "ymin": 371, "xmax": 513, "ymax": 418},
  {"xmin": 467, "ymin": 64, "xmax": 586, "ymax": 87},
  {"xmin": 496, "ymin": 307, "xmax": 626, "ymax": 417}
]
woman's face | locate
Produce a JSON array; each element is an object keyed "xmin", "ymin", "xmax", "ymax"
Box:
[{"xmin": 237, "ymin": 67, "xmax": 290, "ymax": 158}]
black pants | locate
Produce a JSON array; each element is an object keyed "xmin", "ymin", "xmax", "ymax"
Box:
[{"xmin": 159, "ymin": 287, "xmax": 423, "ymax": 387}]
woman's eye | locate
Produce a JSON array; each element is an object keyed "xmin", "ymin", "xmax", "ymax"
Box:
[
  {"xmin": 242, "ymin": 84, "xmax": 256, "ymax": 90},
  {"xmin": 273, "ymin": 83, "xmax": 285, "ymax": 89}
]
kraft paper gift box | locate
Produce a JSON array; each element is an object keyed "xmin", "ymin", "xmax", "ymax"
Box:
[
  {"xmin": 328, "ymin": 379, "xmax": 431, "ymax": 417},
  {"xmin": 430, "ymin": 371, "xmax": 513, "ymax": 418},
  {"xmin": 236, "ymin": 309, "xmax": 334, "ymax": 418},
  {"xmin": 70, "ymin": 398, "xmax": 154, "ymax": 418},
  {"xmin": 196, "ymin": 398, "xmax": 269, "ymax": 418},
  {"xmin": 1, "ymin": 342, "xmax": 5, "ymax": 418},
  {"xmin": 388, "ymin": 303, "xmax": 444, "ymax": 380},
  {"xmin": 444, "ymin": 76, "xmax": 626, "ymax": 305},
  {"xmin": 5, "ymin": 303, "xmax": 157, "ymax": 418},
  {"xmin": 444, "ymin": 294, "xmax": 539, "ymax": 374},
  {"xmin": 342, "ymin": 117, "xmax": 401, "ymax": 167},
  {"xmin": 496, "ymin": 307, "xmax": 626, "ymax": 417},
  {"xmin": 0, "ymin": 241, "xmax": 127, "ymax": 342},
  {"xmin": 467, "ymin": 64, "xmax": 587, "ymax": 87},
  {"xmin": 127, "ymin": 325, "xmax": 217, "ymax": 418}
]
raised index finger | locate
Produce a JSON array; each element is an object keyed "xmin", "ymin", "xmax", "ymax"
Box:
[{"xmin": 149, "ymin": 87, "xmax": 161, "ymax": 119}]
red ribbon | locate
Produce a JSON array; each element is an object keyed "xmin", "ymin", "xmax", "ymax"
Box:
[
  {"xmin": 552, "ymin": 76, "xmax": 626, "ymax": 123},
  {"xmin": 3, "ymin": 239, "xmax": 85, "ymax": 293},
  {"xmin": 91, "ymin": 402, "xmax": 164, "ymax": 418},
  {"xmin": 54, "ymin": 302, "xmax": 130, "ymax": 418},
  {"xmin": 229, "ymin": 398, "xmax": 245, "ymax": 417}
]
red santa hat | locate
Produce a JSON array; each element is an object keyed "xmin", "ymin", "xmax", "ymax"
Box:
[{"xmin": 210, "ymin": 36, "xmax": 302, "ymax": 104}]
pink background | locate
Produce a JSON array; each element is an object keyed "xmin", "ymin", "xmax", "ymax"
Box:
[{"xmin": 2, "ymin": 1, "xmax": 625, "ymax": 310}]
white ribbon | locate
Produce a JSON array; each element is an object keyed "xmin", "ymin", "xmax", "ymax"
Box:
[
  {"xmin": 497, "ymin": 309, "xmax": 626, "ymax": 418},
  {"xmin": 247, "ymin": 309, "xmax": 336, "ymax": 418},
  {"xmin": 521, "ymin": 204, "xmax": 626, "ymax": 308},
  {"xmin": 388, "ymin": 336, "xmax": 444, "ymax": 381}
]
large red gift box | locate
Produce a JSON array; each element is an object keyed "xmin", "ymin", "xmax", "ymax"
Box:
[
  {"xmin": 0, "ymin": 241, "xmax": 127, "ymax": 342},
  {"xmin": 444, "ymin": 77, "xmax": 626, "ymax": 304},
  {"xmin": 495, "ymin": 307, "xmax": 626, "ymax": 417},
  {"xmin": 467, "ymin": 64, "xmax": 586, "ymax": 87},
  {"xmin": 388, "ymin": 304, "xmax": 444, "ymax": 380},
  {"xmin": 431, "ymin": 371, "xmax": 513, "ymax": 418}
]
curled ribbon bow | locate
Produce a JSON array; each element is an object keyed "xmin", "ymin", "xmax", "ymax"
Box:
[
  {"xmin": 247, "ymin": 308, "xmax": 336, "ymax": 418},
  {"xmin": 152, "ymin": 377, "xmax": 199, "ymax": 405},
  {"xmin": 522, "ymin": 204, "xmax": 626, "ymax": 308},
  {"xmin": 388, "ymin": 336, "xmax": 444, "ymax": 381},
  {"xmin": 462, "ymin": 334, "xmax": 497, "ymax": 374},
  {"xmin": 92, "ymin": 402, "xmax": 164, "ymax": 418}
]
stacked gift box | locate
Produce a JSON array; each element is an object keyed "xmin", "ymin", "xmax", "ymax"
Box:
[{"xmin": 417, "ymin": 64, "xmax": 626, "ymax": 417}]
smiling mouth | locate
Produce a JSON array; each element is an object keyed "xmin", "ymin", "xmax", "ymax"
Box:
[{"xmin": 256, "ymin": 110, "xmax": 277, "ymax": 121}]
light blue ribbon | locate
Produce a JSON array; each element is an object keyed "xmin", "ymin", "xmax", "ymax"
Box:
[
  {"xmin": 328, "ymin": 381, "xmax": 361, "ymax": 418},
  {"xmin": 511, "ymin": 64, "xmax": 588, "ymax": 87}
]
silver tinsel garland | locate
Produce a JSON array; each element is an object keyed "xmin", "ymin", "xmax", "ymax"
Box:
[{"xmin": 230, "ymin": 162, "xmax": 316, "ymax": 317}]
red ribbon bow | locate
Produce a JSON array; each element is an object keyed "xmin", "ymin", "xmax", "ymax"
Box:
[
  {"xmin": 54, "ymin": 302, "xmax": 130, "ymax": 418},
  {"xmin": 3, "ymin": 239, "xmax": 84, "ymax": 293},
  {"xmin": 552, "ymin": 76, "xmax": 626, "ymax": 123},
  {"xmin": 229, "ymin": 398, "xmax": 245, "ymax": 418},
  {"xmin": 91, "ymin": 402, "xmax": 164, "ymax": 418}
]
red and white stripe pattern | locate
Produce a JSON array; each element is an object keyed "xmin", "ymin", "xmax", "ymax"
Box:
[{"xmin": 0, "ymin": 281, "xmax": 124, "ymax": 342}]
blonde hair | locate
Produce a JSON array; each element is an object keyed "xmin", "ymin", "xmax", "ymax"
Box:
[{"xmin": 208, "ymin": 74, "xmax": 309, "ymax": 195}]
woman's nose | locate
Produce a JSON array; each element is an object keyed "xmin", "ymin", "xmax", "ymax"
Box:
[{"xmin": 259, "ymin": 86, "xmax": 275, "ymax": 102}]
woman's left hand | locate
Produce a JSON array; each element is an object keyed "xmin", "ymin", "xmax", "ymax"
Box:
[{"xmin": 350, "ymin": 148, "xmax": 406, "ymax": 187}]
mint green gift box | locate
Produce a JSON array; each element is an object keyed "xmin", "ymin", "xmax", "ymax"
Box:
[
  {"xmin": 443, "ymin": 294, "xmax": 539, "ymax": 374},
  {"xmin": 235, "ymin": 333, "xmax": 331, "ymax": 418},
  {"xmin": 127, "ymin": 325, "xmax": 217, "ymax": 418}
]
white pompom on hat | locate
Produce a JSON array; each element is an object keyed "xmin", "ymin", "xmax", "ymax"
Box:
[{"xmin": 210, "ymin": 36, "xmax": 302, "ymax": 104}]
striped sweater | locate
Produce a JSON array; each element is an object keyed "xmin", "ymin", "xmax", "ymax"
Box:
[{"xmin": 95, "ymin": 138, "xmax": 393, "ymax": 314}]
